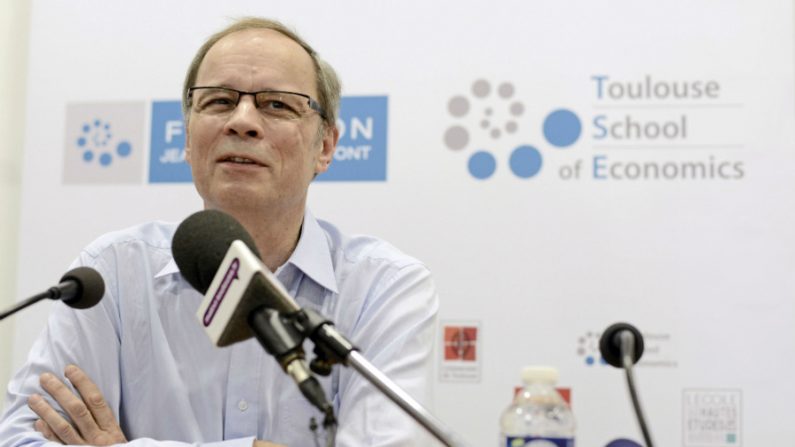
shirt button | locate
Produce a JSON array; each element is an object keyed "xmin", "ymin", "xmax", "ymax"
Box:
[{"xmin": 238, "ymin": 400, "xmax": 248, "ymax": 412}]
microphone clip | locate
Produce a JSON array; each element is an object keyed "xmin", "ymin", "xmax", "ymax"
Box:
[
  {"xmin": 248, "ymin": 307, "xmax": 337, "ymax": 428},
  {"xmin": 248, "ymin": 307, "xmax": 306, "ymax": 367},
  {"xmin": 293, "ymin": 308, "xmax": 358, "ymax": 376}
]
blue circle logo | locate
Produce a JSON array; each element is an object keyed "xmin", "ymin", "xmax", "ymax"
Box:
[
  {"xmin": 76, "ymin": 118, "xmax": 132, "ymax": 167},
  {"xmin": 445, "ymin": 80, "xmax": 580, "ymax": 179}
]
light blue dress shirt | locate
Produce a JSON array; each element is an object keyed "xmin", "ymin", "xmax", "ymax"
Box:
[{"xmin": 0, "ymin": 211, "xmax": 439, "ymax": 446}]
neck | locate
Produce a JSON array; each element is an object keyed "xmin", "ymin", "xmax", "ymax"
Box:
[{"xmin": 211, "ymin": 203, "xmax": 305, "ymax": 272}]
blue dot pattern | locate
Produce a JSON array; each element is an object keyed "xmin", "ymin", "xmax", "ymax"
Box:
[
  {"xmin": 446, "ymin": 80, "xmax": 582, "ymax": 179},
  {"xmin": 75, "ymin": 119, "xmax": 133, "ymax": 167}
]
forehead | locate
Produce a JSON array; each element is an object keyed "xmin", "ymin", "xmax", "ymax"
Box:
[{"xmin": 196, "ymin": 28, "xmax": 317, "ymax": 93}]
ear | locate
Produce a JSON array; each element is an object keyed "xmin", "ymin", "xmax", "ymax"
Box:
[{"xmin": 314, "ymin": 123, "xmax": 339, "ymax": 175}]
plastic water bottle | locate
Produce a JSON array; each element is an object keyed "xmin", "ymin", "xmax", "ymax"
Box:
[{"xmin": 499, "ymin": 366, "xmax": 575, "ymax": 447}]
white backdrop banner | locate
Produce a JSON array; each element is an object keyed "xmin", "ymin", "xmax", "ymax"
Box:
[{"xmin": 10, "ymin": 1, "xmax": 795, "ymax": 446}]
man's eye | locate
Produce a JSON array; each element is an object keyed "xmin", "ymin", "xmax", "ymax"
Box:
[
  {"xmin": 206, "ymin": 97, "xmax": 235, "ymax": 106},
  {"xmin": 262, "ymin": 100, "xmax": 287, "ymax": 110}
]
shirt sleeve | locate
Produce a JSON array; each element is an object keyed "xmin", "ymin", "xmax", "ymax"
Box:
[
  {"xmin": 0, "ymin": 249, "xmax": 122, "ymax": 446},
  {"xmin": 332, "ymin": 261, "xmax": 440, "ymax": 447}
]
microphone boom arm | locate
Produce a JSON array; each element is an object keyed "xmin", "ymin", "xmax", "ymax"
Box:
[
  {"xmin": 294, "ymin": 308, "xmax": 467, "ymax": 447},
  {"xmin": 0, "ymin": 278, "xmax": 83, "ymax": 321},
  {"xmin": 0, "ymin": 291, "xmax": 50, "ymax": 320}
]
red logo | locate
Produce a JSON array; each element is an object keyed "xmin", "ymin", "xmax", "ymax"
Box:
[{"xmin": 444, "ymin": 326, "xmax": 477, "ymax": 361}]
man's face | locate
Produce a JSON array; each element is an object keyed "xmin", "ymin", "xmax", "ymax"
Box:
[{"xmin": 185, "ymin": 29, "xmax": 337, "ymax": 215}]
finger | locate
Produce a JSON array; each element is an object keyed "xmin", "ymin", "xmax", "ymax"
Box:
[
  {"xmin": 34, "ymin": 418, "xmax": 59, "ymax": 443},
  {"xmin": 64, "ymin": 364, "xmax": 117, "ymax": 432},
  {"xmin": 28, "ymin": 393, "xmax": 84, "ymax": 444},
  {"xmin": 39, "ymin": 372, "xmax": 97, "ymax": 442}
]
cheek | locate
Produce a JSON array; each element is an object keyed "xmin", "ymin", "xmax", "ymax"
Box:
[
  {"xmin": 276, "ymin": 131, "xmax": 312, "ymax": 166},
  {"xmin": 186, "ymin": 124, "xmax": 213, "ymax": 167}
]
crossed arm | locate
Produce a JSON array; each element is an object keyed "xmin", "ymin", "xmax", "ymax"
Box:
[
  {"xmin": 26, "ymin": 365, "xmax": 281, "ymax": 447},
  {"xmin": 27, "ymin": 364, "xmax": 126, "ymax": 445},
  {"xmin": 3, "ymin": 237, "xmax": 439, "ymax": 446}
]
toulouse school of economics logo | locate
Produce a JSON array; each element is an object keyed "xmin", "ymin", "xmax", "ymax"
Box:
[{"xmin": 443, "ymin": 79, "xmax": 581, "ymax": 180}]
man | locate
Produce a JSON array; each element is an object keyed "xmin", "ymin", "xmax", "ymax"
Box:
[{"xmin": 0, "ymin": 17, "xmax": 438, "ymax": 446}]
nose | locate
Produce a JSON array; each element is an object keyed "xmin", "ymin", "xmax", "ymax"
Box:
[{"xmin": 223, "ymin": 95, "xmax": 264, "ymax": 139}]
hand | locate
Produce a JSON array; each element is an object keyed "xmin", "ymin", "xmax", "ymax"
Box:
[
  {"xmin": 253, "ymin": 441, "xmax": 286, "ymax": 447},
  {"xmin": 27, "ymin": 364, "xmax": 127, "ymax": 445}
]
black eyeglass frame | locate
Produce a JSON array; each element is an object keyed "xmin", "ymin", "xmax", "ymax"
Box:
[{"xmin": 187, "ymin": 86, "xmax": 327, "ymax": 120}]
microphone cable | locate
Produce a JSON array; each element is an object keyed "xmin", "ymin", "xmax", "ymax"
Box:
[{"xmin": 619, "ymin": 330, "xmax": 654, "ymax": 447}]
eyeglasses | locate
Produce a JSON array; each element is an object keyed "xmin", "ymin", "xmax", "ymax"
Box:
[{"xmin": 188, "ymin": 86, "xmax": 326, "ymax": 121}]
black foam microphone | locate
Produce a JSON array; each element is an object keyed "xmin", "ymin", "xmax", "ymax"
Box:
[
  {"xmin": 0, "ymin": 267, "xmax": 105, "ymax": 321},
  {"xmin": 171, "ymin": 209, "xmax": 261, "ymax": 295},
  {"xmin": 172, "ymin": 210, "xmax": 301, "ymax": 346},
  {"xmin": 172, "ymin": 209, "xmax": 333, "ymax": 419},
  {"xmin": 599, "ymin": 322, "xmax": 645, "ymax": 367},
  {"xmin": 599, "ymin": 322, "xmax": 654, "ymax": 447}
]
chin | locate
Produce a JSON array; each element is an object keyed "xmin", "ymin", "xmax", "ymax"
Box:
[{"xmin": 202, "ymin": 187, "xmax": 264, "ymax": 211}]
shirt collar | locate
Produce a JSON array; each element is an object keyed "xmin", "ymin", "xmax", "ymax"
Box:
[
  {"xmin": 286, "ymin": 210, "xmax": 339, "ymax": 294},
  {"xmin": 155, "ymin": 258, "xmax": 179, "ymax": 278},
  {"xmin": 155, "ymin": 210, "xmax": 339, "ymax": 295}
]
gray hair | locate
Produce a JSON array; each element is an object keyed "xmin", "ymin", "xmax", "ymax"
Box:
[{"xmin": 182, "ymin": 17, "xmax": 341, "ymax": 128}]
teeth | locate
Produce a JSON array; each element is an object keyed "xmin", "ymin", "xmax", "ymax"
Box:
[{"xmin": 227, "ymin": 156, "xmax": 255, "ymax": 164}]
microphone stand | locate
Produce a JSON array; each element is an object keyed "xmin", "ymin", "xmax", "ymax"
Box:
[
  {"xmin": 292, "ymin": 308, "xmax": 468, "ymax": 447},
  {"xmin": 599, "ymin": 322, "xmax": 655, "ymax": 447},
  {"xmin": 619, "ymin": 331, "xmax": 654, "ymax": 447},
  {"xmin": 0, "ymin": 294, "xmax": 46, "ymax": 320},
  {"xmin": 0, "ymin": 283, "xmax": 78, "ymax": 320}
]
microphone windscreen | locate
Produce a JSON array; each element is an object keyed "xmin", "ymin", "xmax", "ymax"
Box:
[
  {"xmin": 599, "ymin": 322, "xmax": 645, "ymax": 368},
  {"xmin": 60, "ymin": 267, "xmax": 105, "ymax": 309},
  {"xmin": 172, "ymin": 209, "xmax": 261, "ymax": 294}
]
